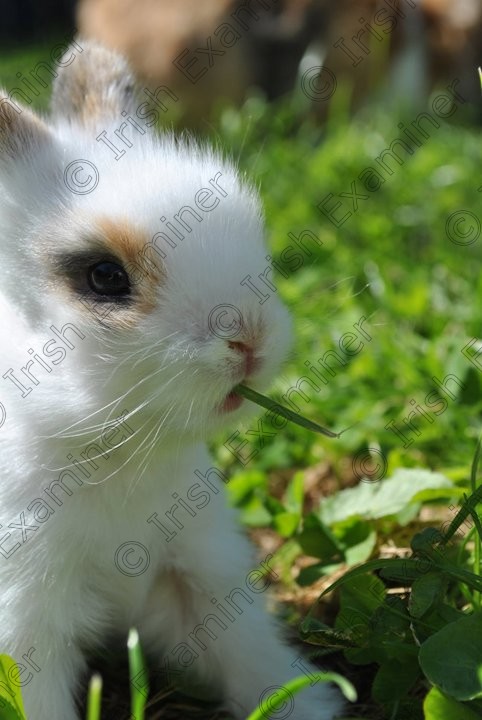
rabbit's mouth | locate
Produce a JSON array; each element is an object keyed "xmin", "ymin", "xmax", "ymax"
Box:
[{"xmin": 219, "ymin": 388, "xmax": 244, "ymax": 413}]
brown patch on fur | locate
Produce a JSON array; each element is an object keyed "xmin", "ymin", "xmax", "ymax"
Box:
[
  {"xmin": 46, "ymin": 213, "xmax": 166, "ymax": 330},
  {"xmin": 96, "ymin": 217, "xmax": 165, "ymax": 321}
]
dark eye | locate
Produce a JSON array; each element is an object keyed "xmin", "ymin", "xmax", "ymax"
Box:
[{"xmin": 88, "ymin": 262, "xmax": 130, "ymax": 296}]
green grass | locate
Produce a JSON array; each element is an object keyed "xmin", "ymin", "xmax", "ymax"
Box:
[
  {"xmin": 1, "ymin": 41, "xmax": 482, "ymax": 720},
  {"xmin": 208, "ymin": 93, "xmax": 482, "ymax": 719},
  {"xmin": 212, "ymin": 96, "xmax": 482, "ymax": 475},
  {"xmin": 0, "ymin": 38, "xmax": 62, "ymax": 112}
]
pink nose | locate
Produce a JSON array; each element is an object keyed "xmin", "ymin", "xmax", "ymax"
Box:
[{"xmin": 228, "ymin": 341, "xmax": 259, "ymax": 376}]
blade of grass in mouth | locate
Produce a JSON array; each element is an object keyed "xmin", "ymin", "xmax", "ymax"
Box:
[{"xmin": 234, "ymin": 384, "xmax": 347, "ymax": 439}]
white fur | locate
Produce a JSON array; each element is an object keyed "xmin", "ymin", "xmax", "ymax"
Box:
[{"xmin": 0, "ymin": 41, "xmax": 343, "ymax": 719}]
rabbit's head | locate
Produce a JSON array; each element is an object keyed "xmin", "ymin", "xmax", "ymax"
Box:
[{"xmin": 0, "ymin": 40, "xmax": 292, "ymax": 446}]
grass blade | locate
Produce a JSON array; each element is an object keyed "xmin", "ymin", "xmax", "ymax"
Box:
[
  {"xmin": 128, "ymin": 628, "xmax": 148, "ymax": 720},
  {"xmin": 86, "ymin": 674, "xmax": 102, "ymax": 720},
  {"xmin": 442, "ymin": 435, "xmax": 482, "ymax": 548},
  {"xmin": 245, "ymin": 672, "xmax": 356, "ymax": 719},
  {"xmin": 235, "ymin": 384, "xmax": 344, "ymax": 438}
]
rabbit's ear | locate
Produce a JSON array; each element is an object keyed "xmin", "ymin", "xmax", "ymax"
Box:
[
  {"xmin": 50, "ymin": 38, "xmax": 140, "ymax": 128},
  {"xmin": 0, "ymin": 95, "xmax": 52, "ymax": 163}
]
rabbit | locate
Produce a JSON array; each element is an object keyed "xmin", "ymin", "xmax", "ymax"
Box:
[{"xmin": 0, "ymin": 39, "xmax": 344, "ymax": 720}]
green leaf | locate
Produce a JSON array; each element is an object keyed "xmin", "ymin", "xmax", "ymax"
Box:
[
  {"xmin": 320, "ymin": 558, "xmax": 417, "ymax": 597},
  {"xmin": 299, "ymin": 619, "xmax": 362, "ymax": 649},
  {"xmin": 225, "ymin": 471, "xmax": 266, "ymax": 506},
  {"xmin": 419, "ymin": 612, "xmax": 482, "ymax": 701},
  {"xmin": 273, "ymin": 511, "xmax": 301, "ymax": 537},
  {"xmin": 413, "ymin": 487, "xmax": 466, "ymax": 503},
  {"xmin": 411, "ymin": 604, "xmax": 464, "ymax": 646},
  {"xmin": 297, "ymin": 513, "xmax": 342, "ymax": 560},
  {"xmin": 371, "ymin": 596, "xmax": 411, "ymax": 639},
  {"xmin": 423, "ymin": 687, "xmax": 481, "ymax": 720},
  {"xmin": 319, "ymin": 469, "xmax": 453, "ymax": 525},
  {"xmin": 372, "ymin": 658, "xmax": 420, "ymax": 703},
  {"xmin": 270, "ymin": 472, "xmax": 305, "ymax": 537},
  {"xmin": 411, "ymin": 527, "xmax": 445, "ymax": 555},
  {"xmin": 239, "ymin": 496, "xmax": 272, "ymax": 526},
  {"xmin": 303, "ymin": 575, "xmax": 384, "ymax": 655},
  {"xmin": 335, "ymin": 575, "xmax": 385, "ymax": 663},
  {"xmin": 334, "ymin": 519, "xmax": 377, "ymax": 567},
  {"xmin": 337, "ymin": 574, "xmax": 386, "ymax": 619},
  {"xmin": 379, "ymin": 563, "xmax": 420, "ymax": 585},
  {"xmin": 320, "ymin": 557, "xmax": 482, "ymax": 599},
  {"xmin": 284, "ymin": 471, "xmax": 305, "ymax": 514},
  {"xmin": 409, "ymin": 572, "xmax": 447, "ymax": 619},
  {"xmin": 0, "ymin": 656, "xmax": 27, "ymax": 720},
  {"xmin": 296, "ymin": 561, "xmax": 344, "ymax": 586},
  {"xmin": 264, "ymin": 495, "xmax": 285, "ymax": 516}
]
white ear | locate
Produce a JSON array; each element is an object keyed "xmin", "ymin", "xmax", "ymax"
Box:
[
  {"xmin": 0, "ymin": 94, "xmax": 53, "ymax": 165},
  {"xmin": 0, "ymin": 96, "xmax": 59, "ymax": 320},
  {"xmin": 50, "ymin": 37, "xmax": 141, "ymax": 128}
]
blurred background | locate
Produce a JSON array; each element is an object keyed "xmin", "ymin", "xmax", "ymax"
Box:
[{"xmin": 0, "ymin": 0, "xmax": 480, "ymax": 125}]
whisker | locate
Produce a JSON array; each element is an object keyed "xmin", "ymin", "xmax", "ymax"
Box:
[
  {"xmin": 43, "ymin": 357, "xmax": 182, "ymax": 441},
  {"xmin": 42, "ymin": 368, "xmax": 187, "ymax": 470}
]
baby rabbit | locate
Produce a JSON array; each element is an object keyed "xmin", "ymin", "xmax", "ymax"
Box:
[{"xmin": 0, "ymin": 40, "xmax": 343, "ymax": 720}]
